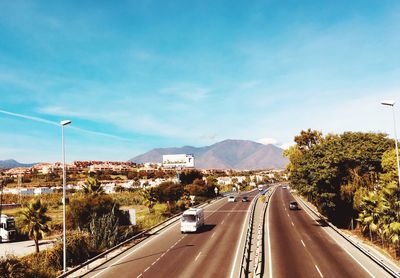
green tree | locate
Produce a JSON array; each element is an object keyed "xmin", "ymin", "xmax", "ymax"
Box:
[
  {"xmin": 67, "ymin": 194, "xmax": 116, "ymax": 231},
  {"xmin": 179, "ymin": 170, "xmax": 203, "ymax": 185},
  {"xmin": 286, "ymin": 131, "xmax": 393, "ymax": 226},
  {"xmin": 294, "ymin": 128, "xmax": 322, "ymax": 151},
  {"xmin": 20, "ymin": 199, "xmax": 51, "ymax": 253},
  {"xmin": 82, "ymin": 177, "xmax": 103, "ymax": 194}
]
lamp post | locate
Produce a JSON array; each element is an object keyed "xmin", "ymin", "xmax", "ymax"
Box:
[
  {"xmin": 60, "ymin": 120, "xmax": 71, "ymax": 273},
  {"xmin": 381, "ymin": 101, "xmax": 400, "ymax": 186}
]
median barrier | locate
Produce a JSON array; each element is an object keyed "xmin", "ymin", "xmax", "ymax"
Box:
[{"xmin": 239, "ymin": 193, "xmax": 259, "ymax": 278}]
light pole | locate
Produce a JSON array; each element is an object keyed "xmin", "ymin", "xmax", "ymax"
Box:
[
  {"xmin": 381, "ymin": 101, "xmax": 400, "ymax": 186},
  {"xmin": 61, "ymin": 120, "xmax": 71, "ymax": 273}
]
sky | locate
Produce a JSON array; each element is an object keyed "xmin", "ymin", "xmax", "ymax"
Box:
[{"xmin": 0, "ymin": 0, "xmax": 399, "ymax": 163}]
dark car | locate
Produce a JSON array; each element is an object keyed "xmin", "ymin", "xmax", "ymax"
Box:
[
  {"xmin": 241, "ymin": 196, "xmax": 249, "ymax": 202},
  {"xmin": 289, "ymin": 201, "xmax": 298, "ymax": 210}
]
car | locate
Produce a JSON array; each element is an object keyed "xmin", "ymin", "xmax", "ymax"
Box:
[
  {"xmin": 289, "ymin": 201, "xmax": 299, "ymax": 210},
  {"xmin": 241, "ymin": 196, "xmax": 249, "ymax": 202},
  {"xmin": 228, "ymin": 196, "xmax": 236, "ymax": 202}
]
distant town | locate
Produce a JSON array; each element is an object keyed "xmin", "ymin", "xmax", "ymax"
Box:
[{"xmin": 0, "ymin": 159, "xmax": 286, "ymax": 197}]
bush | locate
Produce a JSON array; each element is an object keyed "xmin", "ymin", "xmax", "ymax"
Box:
[{"xmin": 0, "ymin": 255, "xmax": 28, "ymax": 278}]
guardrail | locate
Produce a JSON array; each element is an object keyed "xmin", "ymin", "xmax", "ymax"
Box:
[
  {"xmin": 239, "ymin": 193, "xmax": 260, "ymax": 278},
  {"xmin": 253, "ymin": 187, "xmax": 276, "ymax": 278},
  {"xmin": 58, "ymin": 197, "xmax": 221, "ymax": 278},
  {"xmin": 296, "ymin": 196, "xmax": 400, "ymax": 278}
]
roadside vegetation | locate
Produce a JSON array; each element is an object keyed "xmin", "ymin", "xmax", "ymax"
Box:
[
  {"xmin": 0, "ymin": 170, "xmax": 228, "ymax": 277},
  {"xmin": 285, "ymin": 129, "xmax": 400, "ymax": 259}
]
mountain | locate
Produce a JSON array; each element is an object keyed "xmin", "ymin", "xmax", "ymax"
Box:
[
  {"xmin": 130, "ymin": 139, "xmax": 288, "ymax": 170},
  {"xmin": 0, "ymin": 159, "xmax": 36, "ymax": 169}
]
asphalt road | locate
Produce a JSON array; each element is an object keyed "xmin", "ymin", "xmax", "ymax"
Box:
[
  {"xmin": 83, "ymin": 191, "xmax": 258, "ymax": 278},
  {"xmin": 266, "ymin": 186, "xmax": 391, "ymax": 278}
]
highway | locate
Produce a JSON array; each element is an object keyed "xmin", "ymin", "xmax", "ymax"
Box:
[
  {"xmin": 83, "ymin": 191, "xmax": 258, "ymax": 278},
  {"xmin": 265, "ymin": 186, "xmax": 392, "ymax": 278}
]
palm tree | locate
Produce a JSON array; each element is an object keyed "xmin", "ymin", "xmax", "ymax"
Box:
[
  {"xmin": 82, "ymin": 177, "xmax": 103, "ymax": 194},
  {"xmin": 20, "ymin": 199, "xmax": 51, "ymax": 253}
]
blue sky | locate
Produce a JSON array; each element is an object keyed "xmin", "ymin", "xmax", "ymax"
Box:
[{"xmin": 0, "ymin": 0, "xmax": 399, "ymax": 163}]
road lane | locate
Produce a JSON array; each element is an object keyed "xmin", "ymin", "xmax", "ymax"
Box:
[
  {"xmin": 268, "ymin": 186, "xmax": 381, "ymax": 278},
  {"xmin": 84, "ymin": 191, "xmax": 257, "ymax": 278}
]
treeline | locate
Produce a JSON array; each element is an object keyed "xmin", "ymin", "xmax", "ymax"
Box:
[{"xmin": 285, "ymin": 129, "xmax": 399, "ymax": 257}]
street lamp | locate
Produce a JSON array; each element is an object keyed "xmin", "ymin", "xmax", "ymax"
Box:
[
  {"xmin": 60, "ymin": 120, "xmax": 71, "ymax": 273},
  {"xmin": 381, "ymin": 101, "xmax": 400, "ymax": 186}
]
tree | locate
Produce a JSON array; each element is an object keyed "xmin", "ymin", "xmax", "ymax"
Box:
[
  {"xmin": 286, "ymin": 131, "xmax": 393, "ymax": 226},
  {"xmin": 294, "ymin": 128, "xmax": 322, "ymax": 151},
  {"xmin": 82, "ymin": 177, "xmax": 103, "ymax": 194},
  {"xmin": 179, "ymin": 170, "xmax": 203, "ymax": 185},
  {"xmin": 67, "ymin": 194, "xmax": 116, "ymax": 231},
  {"xmin": 20, "ymin": 199, "xmax": 51, "ymax": 253}
]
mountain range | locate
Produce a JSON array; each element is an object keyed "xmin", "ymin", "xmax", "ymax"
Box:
[
  {"xmin": 0, "ymin": 159, "xmax": 36, "ymax": 169},
  {"xmin": 130, "ymin": 139, "xmax": 288, "ymax": 170}
]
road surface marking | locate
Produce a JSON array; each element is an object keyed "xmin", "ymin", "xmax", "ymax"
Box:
[
  {"xmin": 144, "ymin": 267, "xmax": 150, "ymax": 272},
  {"xmin": 291, "ymin": 221, "xmax": 295, "ymax": 226},
  {"xmin": 227, "ymin": 212, "xmax": 231, "ymax": 216},
  {"xmin": 221, "ymin": 220, "xmax": 225, "ymax": 225},
  {"xmin": 211, "ymin": 232, "xmax": 216, "ymax": 238},
  {"xmin": 301, "ymin": 240, "xmax": 306, "ymax": 247},
  {"xmin": 287, "ymin": 213, "xmax": 290, "ymax": 217},
  {"xmin": 92, "ymin": 197, "xmax": 229, "ymax": 278},
  {"xmin": 229, "ymin": 191, "xmax": 258, "ymax": 278},
  {"xmin": 195, "ymin": 252, "xmax": 202, "ymax": 262},
  {"xmin": 136, "ymin": 274, "xmax": 142, "ymax": 278},
  {"xmin": 284, "ymin": 207, "xmax": 287, "ymax": 211},
  {"xmin": 297, "ymin": 197, "xmax": 375, "ymax": 278},
  {"xmin": 315, "ymin": 265, "xmax": 323, "ymax": 277},
  {"xmin": 267, "ymin": 189, "xmax": 277, "ymax": 278},
  {"xmin": 91, "ymin": 217, "xmax": 181, "ymax": 278}
]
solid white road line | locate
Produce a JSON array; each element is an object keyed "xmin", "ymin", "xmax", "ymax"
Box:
[
  {"xmin": 297, "ymin": 197, "xmax": 375, "ymax": 278},
  {"xmin": 229, "ymin": 194, "xmax": 255, "ymax": 278},
  {"xmin": 92, "ymin": 197, "xmax": 228, "ymax": 278},
  {"xmin": 267, "ymin": 189, "xmax": 277, "ymax": 278},
  {"xmin": 195, "ymin": 252, "xmax": 202, "ymax": 262},
  {"xmin": 315, "ymin": 265, "xmax": 323, "ymax": 277},
  {"xmin": 301, "ymin": 240, "xmax": 306, "ymax": 247}
]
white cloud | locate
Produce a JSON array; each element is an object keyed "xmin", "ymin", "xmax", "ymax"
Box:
[{"xmin": 257, "ymin": 137, "xmax": 278, "ymax": 145}]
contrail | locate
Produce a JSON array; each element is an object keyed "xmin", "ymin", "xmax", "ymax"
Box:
[
  {"xmin": 0, "ymin": 109, "xmax": 134, "ymax": 142},
  {"xmin": 0, "ymin": 109, "xmax": 59, "ymax": 126}
]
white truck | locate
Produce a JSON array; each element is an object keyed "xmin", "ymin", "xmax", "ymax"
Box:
[
  {"xmin": 180, "ymin": 208, "xmax": 204, "ymax": 233},
  {"xmin": 0, "ymin": 214, "xmax": 16, "ymax": 242}
]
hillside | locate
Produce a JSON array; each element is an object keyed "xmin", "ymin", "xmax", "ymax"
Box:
[
  {"xmin": 0, "ymin": 159, "xmax": 36, "ymax": 169},
  {"xmin": 130, "ymin": 139, "xmax": 288, "ymax": 170}
]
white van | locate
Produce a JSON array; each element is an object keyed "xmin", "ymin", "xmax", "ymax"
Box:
[{"xmin": 181, "ymin": 208, "xmax": 205, "ymax": 233}]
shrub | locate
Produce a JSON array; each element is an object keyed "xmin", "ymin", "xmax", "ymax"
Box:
[{"xmin": 0, "ymin": 255, "xmax": 28, "ymax": 278}]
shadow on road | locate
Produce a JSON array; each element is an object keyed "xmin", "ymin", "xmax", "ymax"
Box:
[
  {"xmin": 197, "ymin": 224, "xmax": 216, "ymax": 233},
  {"xmin": 313, "ymin": 218, "xmax": 329, "ymax": 227}
]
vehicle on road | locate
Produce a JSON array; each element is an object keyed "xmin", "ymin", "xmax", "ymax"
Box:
[
  {"xmin": 289, "ymin": 201, "xmax": 299, "ymax": 210},
  {"xmin": 241, "ymin": 196, "xmax": 249, "ymax": 202},
  {"xmin": 181, "ymin": 208, "xmax": 204, "ymax": 233},
  {"xmin": 0, "ymin": 215, "xmax": 16, "ymax": 242},
  {"xmin": 258, "ymin": 184, "xmax": 265, "ymax": 191},
  {"xmin": 228, "ymin": 196, "xmax": 236, "ymax": 202}
]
